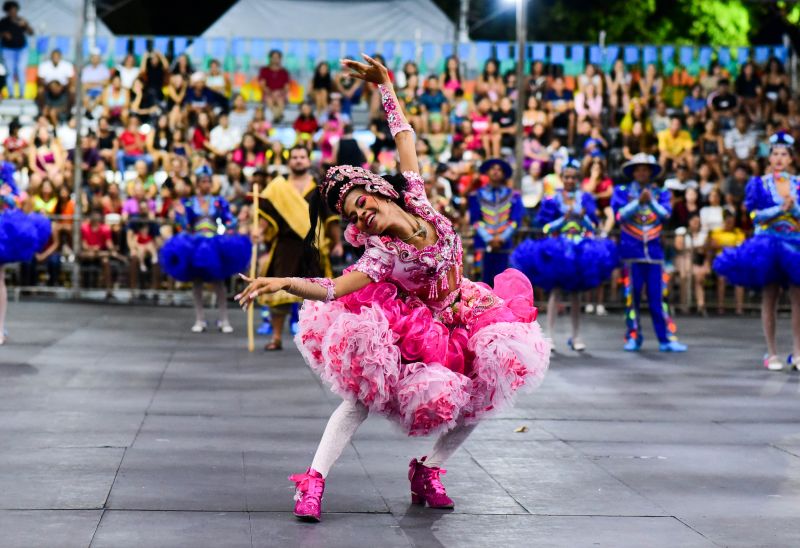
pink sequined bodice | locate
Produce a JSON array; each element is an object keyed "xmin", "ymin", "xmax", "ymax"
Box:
[{"xmin": 351, "ymin": 171, "xmax": 463, "ymax": 303}]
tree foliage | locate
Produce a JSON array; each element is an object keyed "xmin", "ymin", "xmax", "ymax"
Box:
[{"xmin": 440, "ymin": 0, "xmax": 779, "ymax": 46}]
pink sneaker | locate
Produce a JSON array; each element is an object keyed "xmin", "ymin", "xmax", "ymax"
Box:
[
  {"xmin": 288, "ymin": 468, "xmax": 325, "ymax": 522},
  {"xmin": 408, "ymin": 457, "xmax": 454, "ymax": 509}
]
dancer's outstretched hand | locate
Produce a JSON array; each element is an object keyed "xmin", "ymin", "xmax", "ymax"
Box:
[
  {"xmin": 342, "ymin": 54, "xmax": 390, "ymax": 85},
  {"xmin": 235, "ymin": 274, "xmax": 287, "ymax": 309}
]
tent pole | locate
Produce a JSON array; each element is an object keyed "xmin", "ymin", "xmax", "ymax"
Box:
[{"xmin": 71, "ymin": 0, "xmax": 88, "ymax": 298}]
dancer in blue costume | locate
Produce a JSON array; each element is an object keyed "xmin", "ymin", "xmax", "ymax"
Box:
[
  {"xmin": 159, "ymin": 165, "xmax": 250, "ymax": 333},
  {"xmin": 611, "ymin": 153, "xmax": 687, "ymax": 353},
  {"xmin": 511, "ymin": 158, "xmax": 616, "ymax": 352},
  {"xmin": 0, "ymin": 162, "xmax": 51, "ymax": 344},
  {"xmin": 714, "ymin": 132, "xmax": 800, "ymax": 371},
  {"xmin": 468, "ymin": 158, "xmax": 523, "ymax": 285}
]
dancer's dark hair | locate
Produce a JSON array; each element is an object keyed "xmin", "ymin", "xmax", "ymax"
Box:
[{"xmin": 300, "ymin": 171, "xmax": 408, "ymax": 276}]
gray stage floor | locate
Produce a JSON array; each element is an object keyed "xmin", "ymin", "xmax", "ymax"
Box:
[{"xmin": 1, "ymin": 301, "xmax": 799, "ymax": 547}]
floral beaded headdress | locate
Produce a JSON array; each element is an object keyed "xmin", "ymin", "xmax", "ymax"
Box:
[{"xmin": 321, "ymin": 165, "xmax": 399, "ymax": 214}]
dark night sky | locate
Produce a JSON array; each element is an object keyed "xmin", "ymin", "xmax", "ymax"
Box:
[
  {"xmin": 95, "ymin": 0, "xmax": 790, "ymax": 45},
  {"xmin": 97, "ymin": 0, "xmax": 474, "ymax": 37}
]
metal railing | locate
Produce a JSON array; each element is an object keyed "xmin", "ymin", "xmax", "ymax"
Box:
[{"xmin": 7, "ymin": 212, "xmax": 767, "ymax": 312}]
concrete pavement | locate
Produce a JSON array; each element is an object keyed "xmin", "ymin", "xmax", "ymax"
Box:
[{"xmin": 1, "ymin": 301, "xmax": 799, "ymax": 547}]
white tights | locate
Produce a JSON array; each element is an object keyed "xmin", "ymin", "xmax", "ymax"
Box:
[{"xmin": 310, "ymin": 399, "xmax": 477, "ymax": 477}]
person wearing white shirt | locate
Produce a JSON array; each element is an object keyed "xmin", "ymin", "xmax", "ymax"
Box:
[
  {"xmin": 81, "ymin": 49, "xmax": 110, "ymax": 111},
  {"xmin": 699, "ymin": 187, "xmax": 725, "ymax": 234},
  {"xmin": 228, "ymin": 94, "xmax": 254, "ymax": 134},
  {"xmin": 664, "ymin": 163, "xmax": 698, "ymax": 192},
  {"xmin": 37, "ymin": 49, "xmax": 74, "ymax": 124},
  {"xmin": 208, "ymin": 113, "xmax": 241, "ymax": 161},
  {"xmin": 116, "ymin": 53, "xmax": 140, "ymax": 90},
  {"xmin": 37, "ymin": 49, "xmax": 74, "ymax": 86},
  {"xmin": 724, "ymin": 114, "xmax": 758, "ymax": 173}
]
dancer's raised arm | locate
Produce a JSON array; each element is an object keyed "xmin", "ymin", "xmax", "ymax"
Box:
[{"xmin": 342, "ymin": 54, "xmax": 419, "ymax": 174}]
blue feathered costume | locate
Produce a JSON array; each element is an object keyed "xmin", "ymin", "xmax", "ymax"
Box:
[
  {"xmin": 159, "ymin": 193, "xmax": 250, "ymax": 282},
  {"xmin": 0, "ymin": 162, "xmax": 51, "ymax": 264},
  {"xmin": 511, "ymin": 188, "xmax": 617, "ymax": 292},
  {"xmin": 714, "ymin": 170, "xmax": 800, "ymax": 289}
]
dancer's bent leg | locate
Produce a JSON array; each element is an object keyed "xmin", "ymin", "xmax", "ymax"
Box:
[
  {"xmin": 409, "ymin": 420, "xmax": 477, "ymax": 509},
  {"xmin": 310, "ymin": 400, "xmax": 369, "ymax": 477},
  {"xmin": 291, "ymin": 400, "xmax": 368, "ymax": 522},
  {"xmin": 425, "ymin": 421, "xmax": 478, "ymax": 468}
]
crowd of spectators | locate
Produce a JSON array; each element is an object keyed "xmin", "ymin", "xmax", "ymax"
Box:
[{"xmin": 3, "ymin": 36, "xmax": 798, "ymax": 312}]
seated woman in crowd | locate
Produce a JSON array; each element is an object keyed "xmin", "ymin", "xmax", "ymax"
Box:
[
  {"xmin": 475, "ymin": 58, "xmax": 503, "ymax": 103},
  {"xmin": 146, "ymin": 114, "xmax": 172, "ymax": 169},
  {"xmin": 3, "ymin": 118, "xmax": 28, "ymax": 168},
  {"xmin": 116, "ymin": 53, "xmax": 140, "ymax": 90},
  {"xmin": 101, "ymin": 74, "xmax": 130, "ymax": 127},
  {"xmin": 439, "ymin": 55, "xmax": 462, "ymax": 101},
  {"xmin": 206, "ymin": 59, "xmax": 231, "ymax": 98},
  {"xmin": 709, "ymin": 211, "xmax": 746, "ymax": 315},
  {"xmin": 310, "ymin": 61, "xmax": 333, "ymax": 114},
  {"xmin": 471, "ymin": 97, "xmax": 500, "ymax": 158},
  {"xmin": 622, "ymin": 120, "xmax": 656, "ymax": 160},
  {"xmin": 674, "ymin": 213, "xmax": 710, "ymax": 315},
  {"xmin": 28, "ymin": 127, "xmax": 65, "ymax": 189},
  {"xmin": 170, "ymin": 127, "xmax": 189, "ymax": 159},
  {"xmin": 129, "ymin": 77, "xmax": 160, "ymax": 125},
  {"xmin": 574, "ymin": 83, "xmax": 603, "ymax": 123},
  {"xmin": 165, "ymin": 73, "xmax": 188, "ymax": 129},
  {"xmin": 231, "ymin": 132, "xmax": 265, "ymax": 168}
]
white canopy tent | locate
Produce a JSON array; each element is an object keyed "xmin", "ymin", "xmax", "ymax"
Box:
[
  {"xmin": 200, "ymin": 0, "xmax": 455, "ymax": 42},
  {"xmin": 24, "ymin": 0, "xmax": 114, "ymax": 39}
]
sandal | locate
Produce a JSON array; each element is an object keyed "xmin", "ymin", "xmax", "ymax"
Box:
[{"xmin": 264, "ymin": 339, "xmax": 283, "ymax": 351}]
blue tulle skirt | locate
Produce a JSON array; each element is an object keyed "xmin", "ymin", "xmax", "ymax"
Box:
[
  {"xmin": 511, "ymin": 236, "xmax": 618, "ymax": 292},
  {"xmin": 713, "ymin": 235, "xmax": 800, "ymax": 289},
  {"xmin": 159, "ymin": 233, "xmax": 251, "ymax": 282},
  {"xmin": 0, "ymin": 209, "xmax": 51, "ymax": 264}
]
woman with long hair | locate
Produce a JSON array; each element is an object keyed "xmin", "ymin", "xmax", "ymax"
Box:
[
  {"xmin": 310, "ymin": 61, "xmax": 333, "ymax": 114},
  {"xmin": 236, "ymin": 55, "xmax": 549, "ymax": 522},
  {"xmin": 714, "ymin": 132, "xmax": 800, "ymax": 370},
  {"xmin": 512, "ymin": 159, "xmax": 616, "ymax": 351},
  {"xmin": 439, "ymin": 55, "xmax": 462, "ymax": 101},
  {"xmin": 159, "ymin": 165, "xmax": 250, "ymax": 333}
]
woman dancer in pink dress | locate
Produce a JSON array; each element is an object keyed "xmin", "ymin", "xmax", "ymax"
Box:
[{"xmin": 236, "ymin": 55, "xmax": 550, "ymax": 522}]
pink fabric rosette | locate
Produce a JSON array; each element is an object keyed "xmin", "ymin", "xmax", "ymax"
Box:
[
  {"xmin": 396, "ymin": 362, "xmax": 472, "ymax": 436},
  {"xmin": 320, "ymin": 304, "xmax": 402, "ymax": 411}
]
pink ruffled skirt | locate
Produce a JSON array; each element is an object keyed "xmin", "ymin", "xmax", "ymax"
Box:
[{"xmin": 295, "ymin": 269, "xmax": 551, "ymax": 436}]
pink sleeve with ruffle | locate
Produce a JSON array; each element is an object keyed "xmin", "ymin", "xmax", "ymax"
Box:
[
  {"xmin": 402, "ymin": 170, "xmax": 426, "ymax": 197},
  {"xmin": 352, "ymin": 237, "xmax": 395, "ymax": 282}
]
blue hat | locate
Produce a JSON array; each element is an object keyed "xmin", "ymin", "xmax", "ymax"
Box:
[
  {"xmin": 622, "ymin": 153, "xmax": 662, "ymax": 179},
  {"xmin": 561, "ymin": 157, "xmax": 582, "ymax": 173},
  {"xmin": 195, "ymin": 165, "xmax": 213, "ymax": 178},
  {"xmin": 769, "ymin": 131, "xmax": 795, "ymax": 150},
  {"xmin": 479, "ymin": 158, "xmax": 513, "ymax": 179}
]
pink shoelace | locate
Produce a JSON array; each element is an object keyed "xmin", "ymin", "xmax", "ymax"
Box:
[
  {"xmin": 424, "ymin": 467, "xmax": 448, "ymax": 494},
  {"xmin": 289, "ymin": 471, "xmax": 324, "ymax": 501}
]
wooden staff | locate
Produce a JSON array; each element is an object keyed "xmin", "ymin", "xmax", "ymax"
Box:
[{"xmin": 247, "ymin": 184, "xmax": 260, "ymax": 352}]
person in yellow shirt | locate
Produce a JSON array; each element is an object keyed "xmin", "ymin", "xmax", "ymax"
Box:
[
  {"xmin": 657, "ymin": 114, "xmax": 694, "ymax": 172},
  {"xmin": 709, "ymin": 210, "xmax": 745, "ymax": 315}
]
